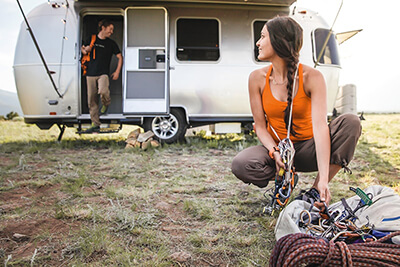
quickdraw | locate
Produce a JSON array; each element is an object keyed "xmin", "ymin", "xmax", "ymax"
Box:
[
  {"xmin": 297, "ymin": 187, "xmax": 377, "ymax": 243},
  {"xmin": 263, "ymin": 137, "xmax": 298, "ymax": 215}
]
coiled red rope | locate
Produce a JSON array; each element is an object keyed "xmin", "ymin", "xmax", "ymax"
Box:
[{"xmin": 269, "ymin": 231, "xmax": 400, "ymax": 267}]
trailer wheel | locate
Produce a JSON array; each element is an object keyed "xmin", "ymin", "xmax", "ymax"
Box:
[{"xmin": 143, "ymin": 109, "xmax": 187, "ymax": 144}]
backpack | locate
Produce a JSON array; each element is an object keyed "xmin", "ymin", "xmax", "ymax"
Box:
[{"xmin": 81, "ymin": 34, "xmax": 96, "ymax": 76}]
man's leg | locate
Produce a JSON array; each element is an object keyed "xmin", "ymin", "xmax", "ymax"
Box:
[
  {"xmin": 86, "ymin": 76, "xmax": 101, "ymax": 126},
  {"xmin": 98, "ymin": 74, "xmax": 111, "ymax": 113}
]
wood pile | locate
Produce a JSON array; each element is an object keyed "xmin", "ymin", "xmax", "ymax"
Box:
[{"xmin": 125, "ymin": 129, "xmax": 160, "ymax": 150}]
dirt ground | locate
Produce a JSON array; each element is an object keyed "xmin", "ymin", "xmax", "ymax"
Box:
[
  {"xmin": 1, "ymin": 146, "xmax": 266, "ymax": 266},
  {"xmin": 0, "ymin": 151, "xmax": 81, "ymax": 265}
]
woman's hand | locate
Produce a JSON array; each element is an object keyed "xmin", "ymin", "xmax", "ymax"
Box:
[
  {"xmin": 273, "ymin": 152, "xmax": 286, "ymax": 176},
  {"xmin": 315, "ymin": 182, "xmax": 331, "ymax": 204}
]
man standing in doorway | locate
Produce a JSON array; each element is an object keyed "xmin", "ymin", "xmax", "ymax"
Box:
[{"xmin": 81, "ymin": 19, "xmax": 123, "ymax": 133}]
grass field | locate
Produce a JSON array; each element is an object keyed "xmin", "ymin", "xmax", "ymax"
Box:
[{"xmin": 0, "ymin": 114, "xmax": 399, "ymax": 266}]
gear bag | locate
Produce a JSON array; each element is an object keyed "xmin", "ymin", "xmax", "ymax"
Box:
[
  {"xmin": 275, "ymin": 185, "xmax": 400, "ymax": 244},
  {"xmin": 81, "ymin": 34, "xmax": 96, "ymax": 76}
]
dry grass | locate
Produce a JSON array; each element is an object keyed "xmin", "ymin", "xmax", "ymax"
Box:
[{"xmin": 0, "ymin": 114, "xmax": 399, "ymax": 266}]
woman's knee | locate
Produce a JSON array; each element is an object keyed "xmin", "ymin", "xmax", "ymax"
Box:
[
  {"xmin": 231, "ymin": 154, "xmax": 246, "ymax": 178},
  {"xmin": 231, "ymin": 153, "xmax": 272, "ymax": 187},
  {"xmin": 330, "ymin": 113, "xmax": 362, "ymax": 166},
  {"xmin": 344, "ymin": 113, "xmax": 361, "ymax": 130},
  {"xmin": 332, "ymin": 113, "xmax": 362, "ymax": 138}
]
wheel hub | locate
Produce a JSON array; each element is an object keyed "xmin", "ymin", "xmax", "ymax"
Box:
[
  {"xmin": 159, "ymin": 119, "xmax": 172, "ymax": 132},
  {"xmin": 152, "ymin": 114, "xmax": 179, "ymax": 139}
]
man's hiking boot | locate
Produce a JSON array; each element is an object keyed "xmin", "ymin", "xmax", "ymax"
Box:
[
  {"xmin": 84, "ymin": 125, "xmax": 100, "ymax": 133},
  {"xmin": 100, "ymin": 105, "xmax": 108, "ymax": 115}
]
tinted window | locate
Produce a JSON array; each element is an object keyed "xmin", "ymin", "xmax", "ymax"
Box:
[
  {"xmin": 253, "ymin": 20, "xmax": 267, "ymax": 61},
  {"xmin": 176, "ymin": 18, "xmax": 219, "ymax": 61},
  {"xmin": 313, "ymin": 28, "xmax": 340, "ymax": 66}
]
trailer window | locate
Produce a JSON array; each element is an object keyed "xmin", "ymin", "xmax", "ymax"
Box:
[
  {"xmin": 253, "ymin": 20, "xmax": 267, "ymax": 61},
  {"xmin": 312, "ymin": 28, "xmax": 340, "ymax": 66},
  {"xmin": 176, "ymin": 18, "xmax": 219, "ymax": 61}
]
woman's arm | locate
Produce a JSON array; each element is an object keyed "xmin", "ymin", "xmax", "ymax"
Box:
[
  {"xmin": 248, "ymin": 69, "xmax": 285, "ymax": 170},
  {"xmin": 306, "ymin": 67, "xmax": 331, "ymax": 203}
]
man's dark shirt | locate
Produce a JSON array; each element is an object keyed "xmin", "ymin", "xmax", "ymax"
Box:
[{"xmin": 84, "ymin": 36, "xmax": 120, "ymax": 76}]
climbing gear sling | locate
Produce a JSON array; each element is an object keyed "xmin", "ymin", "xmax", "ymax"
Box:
[
  {"xmin": 263, "ymin": 64, "xmax": 299, "ymax": 215},
  {"xmin": 81, "ymin": 34, "xmax": 96, "ymax": 76}
]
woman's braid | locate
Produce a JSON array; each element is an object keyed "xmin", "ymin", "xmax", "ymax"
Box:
[
  {"xmin": 284, "ymin": 58, "xmax": 299, "ymax": 137},
  {"xmin": 267, "ymin": 16, "xmax": 303, "ymax": 137}
]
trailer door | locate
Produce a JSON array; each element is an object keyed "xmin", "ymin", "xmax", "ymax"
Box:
[{"xmin": 123, "ymin": 7, "xmax": 169, "ymax": 114}]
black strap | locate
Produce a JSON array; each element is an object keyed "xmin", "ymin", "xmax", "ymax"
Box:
[{"xmin": 341, "ymin": 198, "xmax": 357, "ymax": 220}]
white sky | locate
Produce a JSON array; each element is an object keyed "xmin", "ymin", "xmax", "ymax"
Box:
[
  {"xmin": 1, "ymin": 0, "xmax": 400, "ymax": 112},
  {"xmin": 298, "ymin": 0, "xmax": 400, "ymax": 113}
]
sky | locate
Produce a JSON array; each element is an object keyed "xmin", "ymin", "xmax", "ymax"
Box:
[
  {"xmin": 298, "ymin": 0, "xmax": 400, "ymax": 113},
  {"xmin": 1, "ymin": 0, "xmax": 400, "ymax": 113}
]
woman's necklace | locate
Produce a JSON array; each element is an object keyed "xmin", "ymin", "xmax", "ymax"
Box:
[{"xmin": 271, "ymin": 78, "xmax": 288, "ymax": 85}]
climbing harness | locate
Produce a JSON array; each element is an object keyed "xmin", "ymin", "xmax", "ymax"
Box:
[{"xmin": 263, "ymin": 64, "xmax": 299, "ymax": 215}]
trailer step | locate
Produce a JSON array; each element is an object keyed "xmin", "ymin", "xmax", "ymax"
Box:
[
  {"xmin": 76, "ymin": 123, "xmax": 123, "ymax": 135},
  {"xmin": 76, "ymin": 128, "xmax": 121, "ymax": 135}
]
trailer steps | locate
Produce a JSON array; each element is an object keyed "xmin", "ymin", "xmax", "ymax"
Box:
[
  {"xmin": 76, "ymin": 123, "xmax": 123, "ymax": 135},
  {"xmin": 56, "ymin": 123, "xmax": 123, "ymax": 141},
  {"xmin": 76, "ymin": 128, "xmax": 121, "ymax": 135}
]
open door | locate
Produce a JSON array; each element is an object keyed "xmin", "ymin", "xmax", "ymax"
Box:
[{"xmin": 123, "ymin": 7, "xmax": 169, "ymax": 114}]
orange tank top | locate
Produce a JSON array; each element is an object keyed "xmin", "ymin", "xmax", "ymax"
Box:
[{"xmin": 262, "ymin": 64, "xmax": 313, "ymax": 143}]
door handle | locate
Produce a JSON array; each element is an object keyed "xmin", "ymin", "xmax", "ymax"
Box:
[{"xmin": 156, "ymin": 54, "xmax": 165, "ymax": 63}]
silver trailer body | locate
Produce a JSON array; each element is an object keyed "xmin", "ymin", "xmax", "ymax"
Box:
[{"xmin": 13, "ymin": 0, "xmax": 341, "ymax": 142}]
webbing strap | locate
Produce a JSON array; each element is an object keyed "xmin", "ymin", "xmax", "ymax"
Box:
[{"xmin": 90, "ymin": 34, "xmax": 96, "ymax": 59}]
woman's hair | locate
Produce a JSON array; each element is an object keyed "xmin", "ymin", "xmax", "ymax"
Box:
[
  {"xmin": 98, "ymin": 19, "xmax": 113, "ymax": 32},
  {"xmin": 266, "ymin": 16, "xmax": 303, "ymax": 137}
]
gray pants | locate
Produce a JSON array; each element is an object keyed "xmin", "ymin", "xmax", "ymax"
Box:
[{"xmin": 231, "ymin": 114, "xmax": 362, "ymax": 188}]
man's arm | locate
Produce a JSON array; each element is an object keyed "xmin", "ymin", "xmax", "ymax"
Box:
[{"xmin": 110, "ymin": 53, "xmax": 123, "ymax": 80}]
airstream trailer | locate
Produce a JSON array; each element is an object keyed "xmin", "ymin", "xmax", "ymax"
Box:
[{"xmin": 14, "ymin": 0, "xmax": 342, "ymax": 142}]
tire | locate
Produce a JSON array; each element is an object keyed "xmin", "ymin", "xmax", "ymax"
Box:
[{"xmin": 143, "ymin": 108, "xmax": 188, "ymax": 144}]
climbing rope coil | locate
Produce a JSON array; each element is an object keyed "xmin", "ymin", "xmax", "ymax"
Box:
[{"xmin": 269, "ymin": 231, "xmax": 400, "ymax": 267}]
